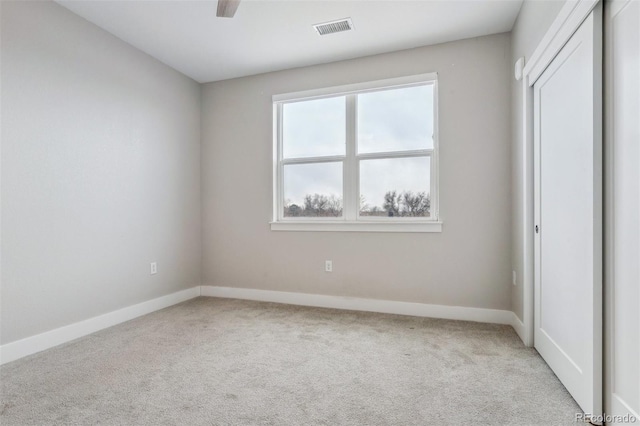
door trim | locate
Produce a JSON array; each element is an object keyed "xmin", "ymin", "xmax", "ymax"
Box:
[
  {"xmin": 604, "ymin": 0, "xmax": 640, "ymax": 422},
  {"xmin": 524, "ymin": 0, "xmax": 600, "ymax": 86},
  {"xmin": 515, "ymin": 0, "xmax": 600, "ymax": 348}
]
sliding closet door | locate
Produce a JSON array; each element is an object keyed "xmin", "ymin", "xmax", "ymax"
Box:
[
  {"xmin": 533, "ymin": 5, "xmax": 602, "ymax": 417},
  {"xmin": 605, "ymin": 0, "xmax": 640, "ymax": 423}
]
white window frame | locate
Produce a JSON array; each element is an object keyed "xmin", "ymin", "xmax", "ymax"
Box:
[{"xmin": 271, "ymin": 73, "xmax": 442, "ymax": 233}]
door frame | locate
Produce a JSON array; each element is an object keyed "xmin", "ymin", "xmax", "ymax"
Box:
[
  {"xmin": 533, "ymin": 5, "xmax": 603, "ymax": 417},
  {"xmin": 514, "ymin": 0, "xmax": 600, "ymax": 347},
  {"xmin": 604, "ymin": 0, "xmax": 640, "ymax": 422}
]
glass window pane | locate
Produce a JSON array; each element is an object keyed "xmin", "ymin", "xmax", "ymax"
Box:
[
  {"xmin": 357, "ymin": 85, "xmax": 434, "ymax": 154},
  {"xmin": 284, "ymin": 162, "xmax": 343, "ymax": 217},
  {"xmin": 283, "ymin": 97, "xmax": 346, "ymax": 159},
  {"xmin": 359, "ymin": 157, "xmax": 431, "ymax": 218}
]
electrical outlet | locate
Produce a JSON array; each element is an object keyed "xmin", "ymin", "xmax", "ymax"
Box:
[
  {"xmin": 512, "ymin": 270, "xmax": 517, "ymax": 286},
  {"xmin": 325, "ymin": 260, "xmax": 333, "ymax": 273},
  {"xmin": 151, "ymin": 262, "xmax": 157, "ymax": 275}
]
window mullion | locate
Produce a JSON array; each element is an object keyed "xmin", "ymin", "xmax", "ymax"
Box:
[
  {"xmin": 345, "ymin": 95, "xmax": 357, "ymax": 221},
  {"xmin": 356, "ymin": 149, "xmax": 433, "ymax": 160},
  {"xmin": 276, "ymin": 103, "xmax": 284, "ymax": 221},
  {"xmin": 281, "ymin": 155, "xmax": 346, "ymax": 165}
]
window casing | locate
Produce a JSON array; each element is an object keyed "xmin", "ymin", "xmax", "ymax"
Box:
[{"xmin": 272, "ymin": 73, "xmax": 441, "ymax": 232}]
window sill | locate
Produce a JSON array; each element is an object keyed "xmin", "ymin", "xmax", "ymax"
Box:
[{"xmin": 269, "ymin": 221, "xmax": 443, "ymax": 233}]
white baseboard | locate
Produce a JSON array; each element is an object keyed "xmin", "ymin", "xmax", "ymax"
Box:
[
  {"xmin": 0, "ymin": 286, "xmax": 201, "ymax": 365},
  {"xmin": 510, "ymin": 312, "xmax": 528, "ymax": 345},
  {"xmin": 0, "ymin": 285, "xmax": 526, "ymax": 366},
  {"xmin": 201, "ymin": 286, "xmax": 514, "ymax": 325}
]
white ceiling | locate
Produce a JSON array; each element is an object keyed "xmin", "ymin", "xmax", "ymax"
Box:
[{"xmin": 56, "ymin": 0, "xmax": 523, "ymax": 83}]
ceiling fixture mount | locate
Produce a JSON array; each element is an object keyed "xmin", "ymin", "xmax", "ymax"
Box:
[
  {"xmin": 217, "ymin": 0, "xmax": 240, "ymax": 18},
  {"xmin": 313, "ymin": 18, "xmax": 354, "ymax": 36}
]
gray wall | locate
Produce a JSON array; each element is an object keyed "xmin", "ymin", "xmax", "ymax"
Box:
[
  {"xmin": 1, "ymin": 1, "xmax": 202, "ymax": 344},
  {"xmin": 201, "ymin": 33, "xmax": 513, "ymax": 311},
  {"xmin": 510, "ymin": 0, "xmax": 566, "ymax": 320}
]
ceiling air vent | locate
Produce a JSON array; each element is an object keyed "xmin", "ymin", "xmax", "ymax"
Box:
[{"xmin": 313, "ymin": 18, "xmax": 354, "ymax": 36}]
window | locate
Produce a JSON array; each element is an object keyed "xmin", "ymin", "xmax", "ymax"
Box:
[{"xmin": 272, "ymin": 73, "xmax": 441, "ymax": 232}]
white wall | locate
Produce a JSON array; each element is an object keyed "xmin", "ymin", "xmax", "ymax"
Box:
[
  {"xmin": 0, "ymin": 1, "xmax": 202, "ymax": 344},
  {"xmin": 510, "ymin": 0, "xmax": 566, "ymax": 321},
  {"xmin": 201, "ymin": 33, "xmax": 513, "ymax": 311}
]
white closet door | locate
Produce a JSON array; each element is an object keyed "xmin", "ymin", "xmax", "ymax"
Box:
[
  {"xmin": 533, "ymin": 6, "xmax": 602, "ymax": 418},
  {"xmin": 605, "ymin": 0, "xmax": 640, "ymax": 423}
]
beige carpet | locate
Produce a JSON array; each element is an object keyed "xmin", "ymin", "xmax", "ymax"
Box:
[{"xmin": 1, "ymin": 297, "xmax": 580, "ymax": 425}]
